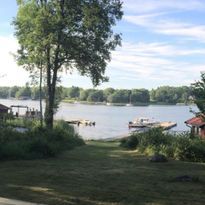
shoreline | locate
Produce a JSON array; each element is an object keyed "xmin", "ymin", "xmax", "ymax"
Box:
[
  {"xmin": 0, "ymin": 98, "xmax": 194, "ymax": 106},
  {"xmin": 61, "ymin": 100, "xmax": 194, "ymax": 107}
]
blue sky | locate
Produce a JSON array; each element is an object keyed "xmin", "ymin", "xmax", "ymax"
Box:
[{"xmin": 0, "ymin": 0, "xmax": 204, "ymax": 89}]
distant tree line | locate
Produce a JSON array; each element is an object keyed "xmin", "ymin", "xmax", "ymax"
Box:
[
  {"xmin": 150, "ymin": 86, "xmax": 192, "ymax": 104},
  {"xmin": 0, "ymin": 85, "xmax": 193, "ymax": 105}
]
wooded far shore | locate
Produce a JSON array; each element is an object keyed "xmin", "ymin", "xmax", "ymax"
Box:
[{"xmin": 0, "ymin": 85, "xmax": 193, "ymax": 105}]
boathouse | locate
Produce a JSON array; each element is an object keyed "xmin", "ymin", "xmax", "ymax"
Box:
[
  {"xmin": 0, "ymin": 104, "xmax": 9, "ymax": 114},
  {"xmin": 185, "ymin": 115, "xmax": 205, "ymax": 138}
]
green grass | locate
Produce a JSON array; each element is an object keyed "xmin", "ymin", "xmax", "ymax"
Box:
[{"xmin": 0, "ymin": 141, "xmax": 205, "ymax": 205}]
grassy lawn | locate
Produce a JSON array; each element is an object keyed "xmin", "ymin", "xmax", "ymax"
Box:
[{"xmin": 0, "ymin": 141, "xmax": 205, "ymax": 205}]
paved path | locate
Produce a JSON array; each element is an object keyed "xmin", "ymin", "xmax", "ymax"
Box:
[{"xmin": 0, "ymin": 197, "xmax": 44, "ymax": 205}]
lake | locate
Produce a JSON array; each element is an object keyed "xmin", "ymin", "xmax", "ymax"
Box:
[{"xmin": 0, "ymin": 99, "xmax": 197, "ymax": 140}]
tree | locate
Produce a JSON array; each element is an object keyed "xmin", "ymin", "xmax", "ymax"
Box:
[
  {"xmin": 0, "ymin": 87, "xmax": 9, "ymax": 99},
  {"xmin": 15, "ymin": 83, "xmax": 31, "ymax": 99},
  {"xmin": 151, "ymin": 86, "xmax": 192, "ymax": 104},
  {"xmin": 31, "ymin": 86, "xmax": 46, "ymax": 100},
  {"xmin": 14, "ymin": 0, "xmax": 123, "ymax": 128},
  {"xmin": 192, "ymin": 72, "xmax": 205, "ymax": 113},
  {"xmin": 103, "ymin": 87, "xmax": 115, "ymax": 101},
  {"xmin": 79, "ymin": 89, "xmax": 89, "ymax": 101},
  {"xmin": 67, "ymin": 86, "xmax": 80, "ymax": 99},
  {"xmin": 87, "ymin": 90, "xmax": 104, "ymax": 102},
  {"xmin": 107, "ymin": 89, "xmax": 130, "ymax": 103},
  {"xmin": 10, "ymin": 86, "xmax": 20, "ymax": 98},
  {"xmin": 131, "ymin": 89, "xmax": 150, "ymax": 103}
]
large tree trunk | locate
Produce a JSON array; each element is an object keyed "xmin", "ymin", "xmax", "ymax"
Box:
[
  {"xmin": 44, "ymin": 48, "xmax": 55, "ymax": 129},
  {"xmin": 45, "ymin": 93, "xmax": 54, "ymax": 128},
  {"xmin": 39, "ymin": 65, "xmax": 43, "ymax": 127},
  {"xmin": 44, "ymin": 69, "xmax": 58, "ymax": 128},
  {"xmin": 44, "ymin": 71, "xmax": 53, "ymax": 128}
]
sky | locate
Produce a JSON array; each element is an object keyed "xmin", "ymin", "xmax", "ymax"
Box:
[{"xmin": 0, "ymin": 0, "xmax": 204, "ymax": 89}]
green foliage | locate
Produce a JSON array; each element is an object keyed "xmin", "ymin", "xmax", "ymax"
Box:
[
  {"xmin": 87, "ymin": 90, "xmax": 104, "ymax": 102},
  {"xmin": 151, "ymin": 86, "xmax": 192, "ymax": 104},
  {"xmin": 191, "ymin": 72, "xmax": 205, "ymax": 113},
  {"xmin": 15, "ymin": 85, "xmax": 31, "ymax": 99},
  {"xmin": 0, "ymin": 87, "xmax": 10, "ymax": 98},
  {"xmin": 79, "ymin": 89, "xmax": 89, "ymax": 101},
  {"xmin": 14, "ymin": 0, "xmax": 123, "ymax": 128},
  {"xmin": 31, "ymin": 86, "xmax": 46, "ymax": 100},
  {"xmin": 103, "ymin": 87, "xmax": 115, "ymax": 99},
  {"xmin": 67, "ymin": 86, "xmax": 80, "ymax": 99},
  {"xmin": 3, "ymin": 118, "xmax": 41, "ymax": 131},
  {"xmin": 0, "ymin": 85, "xmax": 193, "ymax": 105},
  {"xmin": 0, "ymin": 121, "xmax": 84, "ymax": 160},
  {"xmin": 135, "ymin": 128, "xmax": 173, "ymax": 154},
  {"xmin": 174, "ymin": 137, "xmax": 205, "ymax": 162},
  {"xmin": 131, "ymin": 89, "xmax": 150, "ymax": 103},
  {"xmin": 107, "ymin": 89, "xmax": 130, "ymax": 103},
  {"xmin": 120, "ymin": 135, "xmax": 139, "ymax": 149},
  {"xmin": 120, "ymin": 128, "xmax": 205, "ymax": 162}
]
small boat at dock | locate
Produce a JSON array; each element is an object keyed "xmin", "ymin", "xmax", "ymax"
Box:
[
  {"xmin": 129, "ymin": 117, "xmax": 158, "ymax": 128},
  {"xmin": 128, "ymin": 117, "xmax": 177, "ymax": 130}
]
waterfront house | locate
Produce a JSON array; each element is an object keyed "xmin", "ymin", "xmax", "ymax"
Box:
[{"xmin": 185, "ymin": 114, "xmax": 205, "ymax": 138}]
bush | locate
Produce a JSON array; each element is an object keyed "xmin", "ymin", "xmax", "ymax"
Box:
[
  {"xmin": 174, "ymin": 137, "xmax": 205, "ymax": 162},
  {"xmin": 137, "ymin": 128, "xmax": 173, "ymax": 153},
  {"xmin": 0, "ymin": 121, "xmax": 84, "ymax": 160},
  {"xmin": 120, "ymin": 128, "xmax": 205, "ymax": 162},
  {"xmin": 120, "ymin": 135, "xmax": 138, "ymax": 149}
]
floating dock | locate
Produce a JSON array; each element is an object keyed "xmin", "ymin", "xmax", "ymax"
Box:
[
  {"xmin": 66, "ymin": 119, "xmax": 96, "ymax": 126},
  {"xmin": 153, "ymin": 122, "xmax": 177, "ymax": 130},
  {"xmin": 129, "ymin": 121, "xmax": 177, "ymax": 130}
]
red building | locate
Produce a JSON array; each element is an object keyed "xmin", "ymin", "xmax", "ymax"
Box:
[{"xmin": 185, "ymin": 115, "xmax": 205, "ymax": 138}]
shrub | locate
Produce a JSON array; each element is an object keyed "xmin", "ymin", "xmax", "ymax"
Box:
[
  {"xmin": 0, "ymin": 121, "xmax": 84, "ymax": 160},
  {"xmin": 123, "ymin": 128, "xmax": 173, "ymax": 154},
  {"xmin": 174, "ymin": 137, "xmax": 205, "ymax": 162},
  {"xmin": 138, "ymin": 128, "xmax": 173, "ymax": 153},
  {"xmin": 120, "ymin": 135, "xmax": 138, "ymax": 149},
  {"xmin": 160, "ymin": 145, "xmax": 175, "ymax": 158},
  {"xmin": 120, "ymin": 128, "xmax": 205, "ymax": 162}
]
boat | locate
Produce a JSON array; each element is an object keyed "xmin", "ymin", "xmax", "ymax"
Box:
[
  {"xmin": 126, "ymin": 103, "xmax": 133, "ymax": 107},
  {"xmin": 128, "ymin": 117, "xmax": 177, "ymax": 130},
  {"xmin": 128, "ymin": 117, "xmax": 158, "ymax": 128}
]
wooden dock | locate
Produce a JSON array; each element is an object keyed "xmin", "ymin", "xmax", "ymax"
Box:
[
  {"xmin": 66, "ymin": 119, "xmax": 96, "ymax": 126},
  {"xmin": 129, "ymin": 121, "xmax": 177, "ymax": 130},
  {"xmin": 153, "ymin": 122, "xmax": 177, "ymax": 130}
]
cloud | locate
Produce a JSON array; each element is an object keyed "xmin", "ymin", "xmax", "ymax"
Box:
[
  {"xmin": 117, "ymin": 42, "xmax": 205, "ymax": 57},
  {"xmin": 0, "ymin": 36, "xmax": 202, "ymax": 89},
  {"xmin": 124, "ymin": 14, "xmax": 205, "ymax": 42},
  {"xmin": 0, "ymin": 36, "xmax": 29, "ymax": 86},
  {"xmin": 107, "ymin": 41, "xmax": 204, "ymax": 86},
  {"xmin": 124, "ymin": 0, "xmax": 205, "ymax": 14}
]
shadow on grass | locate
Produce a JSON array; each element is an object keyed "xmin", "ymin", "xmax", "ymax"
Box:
[{"xmin": 0, "ymin": 141, "xmax": 204, "ymax": 205}]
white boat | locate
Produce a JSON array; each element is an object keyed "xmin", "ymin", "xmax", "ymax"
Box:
[
  {"xmin": 126, "ymin": 103, "xmax": 133, "ymax": 107},
  {"xmin": 128, "ymin": 117, "xmax": 158, "ymax": 128},
  {"xmin": 128, "ymin": 117, "xmax": 177, "ymax": 130}
]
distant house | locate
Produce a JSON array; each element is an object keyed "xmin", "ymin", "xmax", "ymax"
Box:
[
  {"xmin": 185, "ymin": 115, "xmax": 205, "ymax": 138},
  {"xmin": 0, "ymin": 104, "xmax": 10, "ymax": 114}
]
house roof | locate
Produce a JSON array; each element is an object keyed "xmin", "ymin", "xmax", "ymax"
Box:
[
  {"xmin": 0, "ymin": 104, "xmax": 9, "ymax": 110},
  {"xmin": 185, "ymin": 116, "xmax": 205, "ymax": 127}
]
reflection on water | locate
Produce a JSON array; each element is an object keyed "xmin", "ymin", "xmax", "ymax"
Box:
[{"xmin": 0, "ymin": 99, "xmax": 197, "ymax": 140}]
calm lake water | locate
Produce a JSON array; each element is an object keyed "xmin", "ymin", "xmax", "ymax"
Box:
[{"xmin": 0, "ymin": 99, "xmax": 197, "ymax": 140}]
